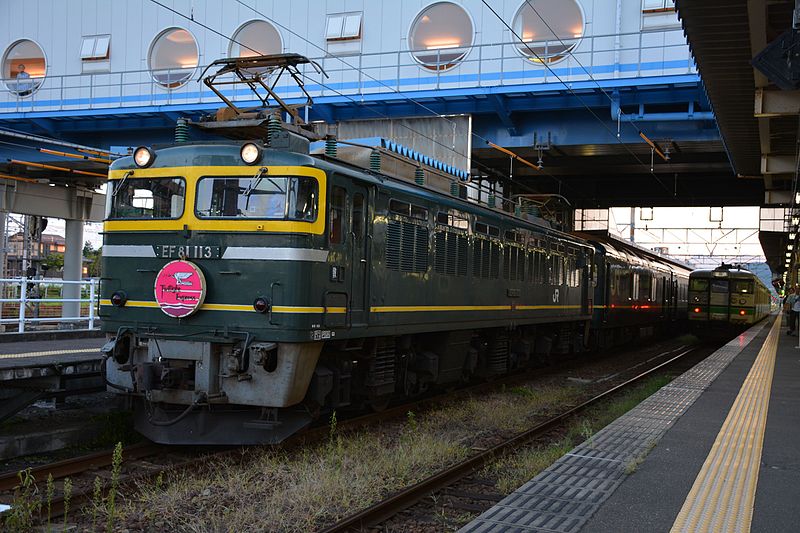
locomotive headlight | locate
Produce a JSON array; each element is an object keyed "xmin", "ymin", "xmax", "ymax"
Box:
[
  {"xmin": 111, "ymin": 291, "xmax": 128, "ymax": 307},
  {"xmin": 240, "ymin": 142, "xmax": 262, "ymax": 165},
  {"xmin": 253, "ymin": 297, "xmax": 270, "ymax": 313},
  {"xmin": 133, "ymin": 146, "xmax": 155, "ymax": 168}
]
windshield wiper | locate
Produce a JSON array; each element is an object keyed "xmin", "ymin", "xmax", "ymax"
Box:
[
  {"xmin": 243, "ymin": 167, "xmax": 269, "ymax": 197},
  {"xmin": 112, "ymin": 170, "xmax": 133, "ymax": 197}
]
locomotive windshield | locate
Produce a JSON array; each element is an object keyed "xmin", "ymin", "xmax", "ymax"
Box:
[
  {"xmin": 196, "ymin": 175, "xmax": 318, "ymax": 221},
  {"xmin": 108, "ymin": 177, "xmax": 186, "ymax": 220}
]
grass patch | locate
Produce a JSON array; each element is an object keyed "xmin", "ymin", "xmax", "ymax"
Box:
[
  {"xmin": 118, "ymin": 429, "xmax": 469, "ymax": 532},
  {"xmin": 114, "ymin": 384, "xmax": 584, "ymax": 532},
  {"xmin": 490, "ymin": 374, "xmax": 673, "ymax": 494}
]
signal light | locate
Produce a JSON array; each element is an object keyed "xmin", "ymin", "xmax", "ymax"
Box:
[
  {"xmin": 111, "ymin": 291, "xmax": 128, "ymax": 307},
  {"xmin": 240, "ymin": 142, "xmax": 262, "ymax": 165},
  {"xmin": 253, "ymin": 297, "xmax": 270, "ymax": 313},
  {"xmin": 133, "ymin": 146, "xmax": 155, "ymax": 168}
]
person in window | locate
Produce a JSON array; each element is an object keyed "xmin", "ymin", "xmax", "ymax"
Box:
[{"xmin": 15, "ymin": 64, "xmax": 32, "ymax": 96}]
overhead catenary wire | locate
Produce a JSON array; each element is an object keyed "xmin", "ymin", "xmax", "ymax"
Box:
[
  {"xmin": 481, "ymin": 0, "xmax": 673, "ymax": 196},
  {"xmin": 147, "ymin": 0, "xmax": 566, "ymax": 202},
  {"xmin": 231, "ymin": 0, "xmax": 565, "ymax": 191}
]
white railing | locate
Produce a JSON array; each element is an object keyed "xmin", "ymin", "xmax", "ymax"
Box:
[
  {"xmin": 0, "ymin": 28, "xmax": 695, "ymax": 114},
  {"xmin": 0, "ymin": 278, "xmax": 99, "ymax": 333}
]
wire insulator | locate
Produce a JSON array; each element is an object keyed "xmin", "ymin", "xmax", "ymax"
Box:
[
  {"xmin": 267, "ymin": 114, "xmax": 282, "ymax": 145},
  {"xmin": 414, "ymin": 167, "xmax": 425, "ymax": 186},
  {"xmin": 325, "ymin": 136, "xmax": 337, "ymax": 158},
  {"xmin": 174, "ymin": 118, "xmax": 189, "ymax": 143}
]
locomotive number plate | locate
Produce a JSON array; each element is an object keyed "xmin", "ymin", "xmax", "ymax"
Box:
[{"xmin": 153, "ymin": 245, "xmax": 222, "ymax": 259}]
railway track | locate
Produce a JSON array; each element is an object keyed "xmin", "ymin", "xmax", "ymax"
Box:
[
  {"xmin": 319, "ymin": 345, "xmax": 701, "ymax": 533},
  {"xmin": 0, "ymin": 340, "xmax": 704, "ymax": 527}
]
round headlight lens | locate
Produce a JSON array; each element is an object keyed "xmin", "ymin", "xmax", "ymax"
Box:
[
  {"xmin": 253, "ymin": 297, "xmax": 270, "ymax": 313},
  {"xmin": 111, "ymin": 291, "xmax": 128, "ymax": 307},
  {"xmin": 133, "ymin": 146, "xmax": 155, "ymax": 168},
  {"xmin": 240, "ymin": 143, "xmax": 262, "ymax": 165}
]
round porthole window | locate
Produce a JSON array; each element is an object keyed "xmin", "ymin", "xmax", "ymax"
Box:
[
  {"xmin": 2, "ymin": 39, "xmax": 46, "ymax": 97},
  {"xmin": 409, "ymin": 2, "xmax": 474, "ymax": 71},
  {"xmin": 229, "ymin": 20, "xmax": 282, "ymax": 58},
  {"xmin": 512, "ymin": 0, "xmax": 584, "ymax": 64},
  {"xmin": 149, "ymin": 28, "xmax": 199, "ymax": 89}
]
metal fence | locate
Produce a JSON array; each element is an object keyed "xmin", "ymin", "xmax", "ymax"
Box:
[
  {"xmin": 0, "ymin": 278, "xmax": 99, "ymax": 333},
  {"xmin": 0, "ymin": 28, "xmax": 695, "ymax": 114}
]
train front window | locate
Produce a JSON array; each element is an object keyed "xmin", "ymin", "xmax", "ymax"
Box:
[
  {"xmin": 690, "ymin": 279, "xmax": 709, "ymax": 291},
  {"xmin": 733, "ymin": 281, "xmax": 753, "ymax": 294},
  {"xmin": 196, "ymin": 175, "xmax": 318, "ymax": 221},
  {"xmin": 108, "ymin": 177, "xmax": 185, "ymax": 220},
  {"xmin": 711, "ymin": 280, "xmax": 729, "ymax": 293}
]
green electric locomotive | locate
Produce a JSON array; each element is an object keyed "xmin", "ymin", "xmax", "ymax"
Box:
[
  {"xmin": 100, "ymin": 133, "xmax": 601, "ymax": 444},
  {"xmin": 688, "ymin": 264, "xmax": 771, "ymax": 337},
  {"xmin": 100, "ymin": 54, "xmax": 693, "ymax": 445}
]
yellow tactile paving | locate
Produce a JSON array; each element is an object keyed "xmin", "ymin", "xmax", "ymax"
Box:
[
  {"xmin": 0, "ymin": 348, "xmax": 100, "ymax": 360},
  {"xmin": 670, "ymin": 317, "xmax": 780, "ymax": 533}
]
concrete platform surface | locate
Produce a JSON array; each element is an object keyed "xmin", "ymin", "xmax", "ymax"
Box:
[{"xmin": 461, "ymin": 316, "xmax": 798, "ymax": 533}]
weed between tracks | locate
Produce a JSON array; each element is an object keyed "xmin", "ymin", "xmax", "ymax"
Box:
[
  {"xmin": 1, "ymin": 375, "xmax": 672, "ymax": 532},
  {"xmin": 110, "ymin": 384, "xmax": 582, "ymax": 532},
  {"xmin": 487, "ymin": 374, "xmax": 672, "ymax": 498}
]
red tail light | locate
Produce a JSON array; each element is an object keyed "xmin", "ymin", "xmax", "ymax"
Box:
[
  {"xmin": 739, "ymin": 309, "xmax": 746, "ymax": 316},
  {"xmin": 693, "ymin": 307, "xmax": 701, "ymax": 313}
]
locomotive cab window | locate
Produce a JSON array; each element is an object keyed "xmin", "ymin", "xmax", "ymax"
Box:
[
  {"xmin": 195, "ymin": 175, "xmax": 318, "ymax": 221},
  {"xmin": 690, "ymin": 279, "xmax": 709, "ymax": 291},
  {"xmin": 108, "ymin": 177, "xmax": 186, "ymax": 220}
]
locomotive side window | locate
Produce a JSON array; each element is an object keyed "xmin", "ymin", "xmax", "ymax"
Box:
[
  {"xmin": 108, "ymin": 177, "xmax": 186, "ymax": 220},
  {"xmin": 390, "ymin": 199, "xmax": 428, "ymax": 221},
  {"xmin": 389, "ymin": 199, "xmax": 410, "ymax": 216},
  {"xmin": 436, "ymin": 211, "xmax": 469, "ymax": 229},
  {"xmin": 196, "ymin": 175, "xmax": 318, "ymax": 221},
  {"xmin": 352, "ymin": 193, "xmax": 365, "ymax": 242},
  {"xmin": 330, "ymin": 186, "xmax": 346, "ymax": 244}
]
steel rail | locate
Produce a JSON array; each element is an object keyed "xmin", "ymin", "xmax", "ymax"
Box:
[
  {"xmin": 319, "ymin": 346, "xmax": 697, "ymax": 533},
  {"xmin": 0, "ymin": 442, "xmax": 164, "ymax": 491}
]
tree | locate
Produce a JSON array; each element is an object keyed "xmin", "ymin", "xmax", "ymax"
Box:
[
  {"xmin": 83, "ymin": 241, "xmax": 102, "ymax": 277},
  {"xmin": 44, "ymin": 252, "xmax": 64, "ymax": 271}
]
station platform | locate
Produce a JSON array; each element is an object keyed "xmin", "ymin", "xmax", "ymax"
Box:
[
  {"xmin": 461, "ymin": 315, "xmax": 799, "ymax": 533},
  {"xmin": 0, "ymin": 337, "xmax": 106, "ymax": 422}
]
